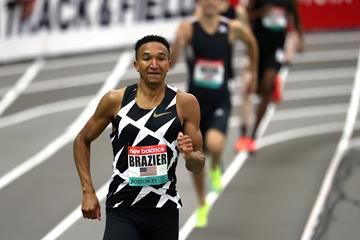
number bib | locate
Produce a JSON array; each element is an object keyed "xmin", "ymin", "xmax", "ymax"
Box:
[
  {"xmin": 262, "ymin": 7, "xmax": 287, "ymax": 31},
  {"xmin": 128, "ymin": 145, "xmax": 168, "ymax": 186},
  {"xmin": 193, "ymin": 59, "xmax": 224, "ymax": 89}
]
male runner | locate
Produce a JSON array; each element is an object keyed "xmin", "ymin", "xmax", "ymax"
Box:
[{"xmin": 73, "ymin": 35, "xmax": 205, "ymax": 240}]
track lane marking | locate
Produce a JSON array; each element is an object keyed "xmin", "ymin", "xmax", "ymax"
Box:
[
  {"xmin": 42, "ymin": 121, "xmax": 360, "ymax": 240},
  {"xmin": 0, "ymin": 52, "xmax": 132, "ymax": 190},
  {"xmin": 300, "ymin": 47, "xmax": 360, "ymax": 240},
  {"xmin": 0, "ymin": 59, "xmax": 45, "ymax": 116}
]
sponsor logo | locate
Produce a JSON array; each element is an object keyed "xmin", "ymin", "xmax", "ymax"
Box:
[{"xmin": 153, "ymin": 111, "xmax": 171, "ymax": 118}]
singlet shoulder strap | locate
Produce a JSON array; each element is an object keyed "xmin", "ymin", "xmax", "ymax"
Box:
[
  {"xmin": 121, "ymin": 84, "xmax": 137, "ymax": 107},
  {"xmin": 219, "ymin": 16, "xmax": 230, "ymax": 24},
  {"xmin": 166, "ymin": 84, "xmax": 178, "ymax": 94}
]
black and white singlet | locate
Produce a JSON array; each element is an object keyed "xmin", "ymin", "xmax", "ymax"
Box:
[{"xmin": 106, "ymin": 84, "xmax": 183, "ymax": 210}]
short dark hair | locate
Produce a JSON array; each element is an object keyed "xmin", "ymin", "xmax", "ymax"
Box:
[{"xmin": 134, "ymin": 35, "xmax": 170, "ymax": 59}]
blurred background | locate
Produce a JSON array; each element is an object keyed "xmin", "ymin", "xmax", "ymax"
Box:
[{"xmin": 0, "ymin": 0, "xmax": 359, "ymax": 240}]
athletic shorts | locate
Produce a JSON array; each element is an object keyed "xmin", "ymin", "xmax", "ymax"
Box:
[
  {"xmin": 199, "ymin": 97, "xmax": 231, "ymax": 137},
  {"xmin": 254, "ymin": 28, "xmax": 286, "ymax": 81},
  {"xmin": 103, "ymin": 207, "xmax": 179, "ymax": 240}
]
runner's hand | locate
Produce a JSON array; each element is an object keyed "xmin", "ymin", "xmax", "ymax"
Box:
[
  {"xmin": 177, "ymin": 132, "xmax": 193, "ymax": 160},
  {"xmin": 81, "ymin": 192, "xmax": 101, "ymax": 220}
]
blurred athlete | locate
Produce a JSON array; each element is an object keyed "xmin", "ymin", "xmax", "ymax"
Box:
[
  {"xmin": 217, "ymin": 0, "xmax": 257, "ymax": 154},
  {"xmin": 171, "ymin": 0, "xmax": 258, "ymax": 227},
  {"xmin": 235, "ymin": 0, "xmax": 304, "ymax": 154}
]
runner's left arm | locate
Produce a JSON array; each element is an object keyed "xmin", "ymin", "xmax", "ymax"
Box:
[
  {"xmin": 176, "ymin": 92, "xmax": 205, "ymax": 173},
  {"xmin": 231, "ymin": 20, "xmax": 259, "ymax": 94}
]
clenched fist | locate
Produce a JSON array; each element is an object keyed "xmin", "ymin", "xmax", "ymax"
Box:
[{"xmin": 177, "ymin": 132, "xmax": 193, "ymax": 159}]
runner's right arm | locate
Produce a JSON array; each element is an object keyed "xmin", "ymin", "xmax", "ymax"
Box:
[
  {"xmin": 73, "ymin": 89, "xmax": 123, "ymax": 220},
  {"xmin": 170, "ymin": 20, "xmax": 192, "ymax": 67}
]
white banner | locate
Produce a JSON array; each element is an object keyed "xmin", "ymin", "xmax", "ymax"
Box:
[{"xmin": 0, "ymin": 0, "xmax": 195, "ymax": 63}]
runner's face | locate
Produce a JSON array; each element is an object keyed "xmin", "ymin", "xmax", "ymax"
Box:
[
  {"xmin": 199, "ymin": 0, "xmax": 220, "ymax": 17},
  {"xmin": 134, "ymin": 42, "xmax": 170, "ymax": 84}
]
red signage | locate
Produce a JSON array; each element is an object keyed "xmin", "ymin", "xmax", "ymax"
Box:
[{"xmin": 299, "ymin": 0, "xmax": 360, "ymax": 31}]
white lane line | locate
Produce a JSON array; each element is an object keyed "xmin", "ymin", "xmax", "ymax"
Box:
[
  {"xmin": 0, "ymin": 52, "xmax": 132, "ymax": 191},
  {"xmin": 294, "ymin": 49, "xmax": 358, "ymax": 62},
  {"xmin": 229, "ymin": 103, "xmax": 355, "ymax": 127},
  {"xmin": 0, "ymin": 89, "xmax": 351, "ymax": 131},
  {"xmin": 293, "ymin": 54, "xmax": 356, "ymax": 64},
  {"xmin": 24, "ymin": 72, "xmax": 109, "ymax": 94},
  {"xmin": 0, "ymin": 62, "xmax": 353, "ymax": 130},
  {"xmin": 271, "ymin": 103, "xmax": 352, "ymax": 121},
  {"xmin": 179, "ymin": 120, "xmax": 360, "ymax": 240},
  {"xmin": 283, "ymin": 85, "xmax": 352, "ymax": 100},
  {"xmin": 0, "ymin": 61, "xmax": 205, "ymax": 95},
  {"xmin": 232, "ymin": 84, "xmax": 353, "ymax": 107},
  {"xmin": 259, "ymin": 122, "xmax": 359, "ymax": 148},
  {"xmin": 1, "ymin": 51, "xmax": 353, "ymax": 97},
  {"xmin": 180, "ymin": 67, "xmax": 289, "ymax": 240},
  {"xmin": 0, "ymin": 60, "xmax": 45, "ymax": 116},
  {"xmin": 288, "ymin": 67, "xmax": 355, "ymax": 83},
  {"xmin": 300, "ymin": 47, "xmax": 360, "ymax": 240},
  {"xmin": 1, "ymin": 59, "xmax": 231, "ymax": 96},
  {"xmin": 18, "ymin": 79, "xmax": 354, "ymax": 114},
  {"xmin": 0, "ymin": 54, "xmax": 119, "ymax": 77},
  {"xmin": 305, "ymin": 32, "xmax": 360, "ymax": 45},
  {"xmin": 1, "ymin": 64, "xmax": 352, "ymax": 97},
  {"xmin": 44, "ymin": 54, "xmax": 120, "ymax": 71},
  {"xmin": 0, "ymin": 96, "xmax": 90, "ymax": 129},
  {"xmin": 234, "ymin": 32, "xmax": 360, "ymax": 51},
  {"xmin": 0, "ymin": 64, "xmax": 31, "ymax": 77}
]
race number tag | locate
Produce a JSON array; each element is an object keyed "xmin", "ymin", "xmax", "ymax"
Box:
[
  {"xmin": 193, "ymin": 59, "xmax": 224, "ymax": 89},
  {"xmin": 128, "ymin": 145, "xmax": 168, "ymax": 186},
  {"xmin": 262, "ymin": 7, "xmax": 287, "ymax": 31}
]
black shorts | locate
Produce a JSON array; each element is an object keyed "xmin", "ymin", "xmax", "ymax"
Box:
[
  {"xmin": 199, "ymin": 97, "xmax": 231, "ymax": 136},
  {"xmin": 104, "ymin": 207, "xmax": 179, "ymax": 240},
  {"xmin": 254, "ymin": 28, "xmax": 286, "ymax": 81}
]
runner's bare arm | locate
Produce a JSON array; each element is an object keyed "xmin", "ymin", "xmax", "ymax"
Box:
[
  {"xmin": 170, "ymin": 20, "xmax": 192, "ymax": 68},
  {"xmin": 176, "ymin": 91, "xmax": 205, "ymax": 173},
  {"xmin": 291, "ymin": 0, "xmax": 304, "ymax": 52},
  {"xmin": 235, "ymin": 4, "xmax": 250, "ymax": 25},
  {"xmin": 231, "ymin": 20, "xmax": 259, "ymax": 93},
  {"xmin": 73, "ymin": 89, "xmax": 123, "ymax": 219},
  {"xmin": 247, "ymin": 0, "xmax": 267, "ymax": 20}
]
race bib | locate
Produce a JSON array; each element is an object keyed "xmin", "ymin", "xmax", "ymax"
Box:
[
  {"xmin": 193, "ymin": 59, "xmax": 224, "ymax": 89},
  {"xmin": 128, "ymin": 145, "xmax": 168, "ymax": 186},
  {"xmin": 262, "ymin": 7, "xmax": 287, "ymax": 31}
]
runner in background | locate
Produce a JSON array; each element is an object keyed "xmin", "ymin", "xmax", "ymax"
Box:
[
  {"xmin": 235, "ymin": 0, "xmax": 304, "ymax": 154},
  {"xmin": 171, "ymin": 0, "xmax": 258, "ymax": 228},
  {"xmin": 218, "ymin": 0, "xmax": 257, "ymax": 154}
]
